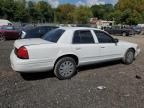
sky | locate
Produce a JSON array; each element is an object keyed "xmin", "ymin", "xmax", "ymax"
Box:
[{"xmin": 27, "ymin": 0, "xmax": 118, "ymax": 8}]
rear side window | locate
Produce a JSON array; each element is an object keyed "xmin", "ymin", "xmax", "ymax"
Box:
[
  {"xmin": 42, "ymin": 29, "xmax": 65, "ymax": 43},
  {"xmin": 94, "ymin": 30, "xmax": 114, "ymax": 43},
  {"xmin": 73, "ymin": 30, "xmax": 94, "ymax": 44}
]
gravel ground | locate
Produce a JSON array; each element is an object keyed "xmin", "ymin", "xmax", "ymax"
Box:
[{"xmin": 0, "ymin": 35, "xmax": 144, "ymax": 108}]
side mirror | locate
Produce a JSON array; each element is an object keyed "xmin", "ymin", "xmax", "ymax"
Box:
[{"xmin": 114, "ymin": 38, "xmax": 119, "ymax": 43}]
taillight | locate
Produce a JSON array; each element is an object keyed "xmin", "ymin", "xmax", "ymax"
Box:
[{"xmin": 17, "ymin": 46, "xmax": 29, "ymax": 59}]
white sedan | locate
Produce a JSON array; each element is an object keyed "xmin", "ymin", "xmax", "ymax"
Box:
[{"xmin": 10, "ymin": 27, "xmax": 140, "ymax": 80}]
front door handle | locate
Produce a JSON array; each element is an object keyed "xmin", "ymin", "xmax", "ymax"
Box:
[{"xmin": 101, "ymin": 47, "xmax": 105, "ymax": 48}]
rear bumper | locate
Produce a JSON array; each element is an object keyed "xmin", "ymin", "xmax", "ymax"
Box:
[{"xmin": 10, "ymin": 50, "xmax": 54, "ymax": 73}]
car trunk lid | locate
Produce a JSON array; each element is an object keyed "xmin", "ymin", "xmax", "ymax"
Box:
[{"xmin": 14, "ymin": 38, "xmax": 53, "ymax": 48}]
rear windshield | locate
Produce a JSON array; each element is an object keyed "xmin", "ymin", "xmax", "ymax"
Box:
[
  {"xmin": 25, "ymin": 28, "xmax": 39, "ymax": 37},
  {"xmin": 42, "ymin": 29, "xmax": 65, "ymax": 43}
]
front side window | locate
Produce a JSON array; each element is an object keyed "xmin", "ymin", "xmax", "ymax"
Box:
[
  {"xmin": 73, "ymin": 30, "xmax": 94, "ymax": 44},
  {"xmin": 1, "ymin": 26, "xmax": 15, "ymax": 30},
  {"xmin": 94, "ymin": 30, "xmax": 114, "ymax": 43},
  {"xmin": 42, "ymin": 29, "xmax": 65, "ymax": 43}
]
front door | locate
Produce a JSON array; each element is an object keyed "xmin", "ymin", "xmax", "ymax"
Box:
[{"xmin": 94, "ymin": 30, "xmax": 121, "ymax": 60}]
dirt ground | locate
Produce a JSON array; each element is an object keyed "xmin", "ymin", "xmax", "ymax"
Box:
[{"xmin": 0, "ymin": 35, "xmax": 144, "ymax": 108}]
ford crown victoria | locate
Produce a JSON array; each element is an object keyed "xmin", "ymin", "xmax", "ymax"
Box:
[{"xmin": 10, "ymin": 27, "xmax": 140, "ymax": 80}]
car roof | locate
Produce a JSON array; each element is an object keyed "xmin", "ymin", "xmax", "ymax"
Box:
[
  {"xmin": 37, "ymin": 25, "xmax": 58, "ymax": 27},
  {"xmin": 23, "ymin": 25, "xmax": 58, "ymax": 31},
  {"xmin": 59, "ymin": 27, "xmax": 102, "ymax": 31}
]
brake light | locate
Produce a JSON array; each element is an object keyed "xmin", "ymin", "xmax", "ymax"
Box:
[{"xmin": 17, "ymin": 46, "xmax": 29, "ymax": 59}]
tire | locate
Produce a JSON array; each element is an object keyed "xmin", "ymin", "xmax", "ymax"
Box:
[
  {"xmin": 54, "ymin": 57, "xmax": 77, "ymax": 80},
  {"xmin": 122, "ymin": 49, "xmax": 135, "ymax": 64},
  {"xmin": 122, "ymin": 32, "xmax": 127, "ymax": 36}
]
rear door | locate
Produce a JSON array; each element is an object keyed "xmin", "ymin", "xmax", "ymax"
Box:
[{"xmin": 72, "ymin": 30, "xmax": 100, "ymax": 65}]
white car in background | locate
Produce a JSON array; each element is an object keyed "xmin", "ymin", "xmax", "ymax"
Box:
[
  {"xmin": 10, "ymin": 27, "xmax": 140, "ymax": 80},
  {"xmin": 0, "ymin": 19, "xmax": 12, "ymax": 27}
]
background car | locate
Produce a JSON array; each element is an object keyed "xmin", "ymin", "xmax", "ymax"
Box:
[
  {"xmin": 0, "ymin": 25, "xmax": 20, "ymax": 40},
  {"xmin": 104, "ymin": 26, "xmax": 135, "ymax": 36},
  {"xmin": 0, "ymin": 19, "xmax": 12, "ymax": 27},
  {"xmin": 130, "ymin": 26, "xmax": 142, "ymax": 34},
  {"xmin": 20, "ymin": 26, "xmax": 58, "ymax": 39}
]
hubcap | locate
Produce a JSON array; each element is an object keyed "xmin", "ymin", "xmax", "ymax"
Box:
[
  {"xmin": 123, "ymin": 33, "xmax": 126, "ymax": 36},
  {"xmin": 0, "ymin": 35, "xmax": 5, "ymax": 42},
  {"xmin": 59, "ymin": 61, "xmax": 74, "ymax": 77},
  {"xmin": 126, "ymin": 51, "xmax": 134, "ymax": 63}
]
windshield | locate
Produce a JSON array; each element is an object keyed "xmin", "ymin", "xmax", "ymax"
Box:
[
  {"xmin": 42, "ymin": 29, "xmax": 65, "ymax": 43},
  {"xmin": 1, "ymin": 26, "xmax": 15, "ymax": 30}
]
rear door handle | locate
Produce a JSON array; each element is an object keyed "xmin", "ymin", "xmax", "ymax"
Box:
[
  {"xmin": 75, "ymin": 48, "xmax": 81, "ymax": 50},
  {"xmin": 101, "ymin": 47, "xmax": 105, "ymax": 48}
]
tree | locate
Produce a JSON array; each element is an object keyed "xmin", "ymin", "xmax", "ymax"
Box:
[
  {"xmin": 0, "ymin": 0, "xmax": 4, "ymax": 18},
  {"xmin": 74, "ymin": 6, "xmax": 93, "ymax": 24},
  {"xmin": 91, "ymin": 4, "xmax": 114, "ymax": 20},
  {"xmin": 35, "ymin": 1, "xmax": 53, "ymax": 23},
  {"xmin": 56, "ymin": 4, "xmax": 75, "ymax": 23},
  {"xmin": 115, "ymin": 0, "xmax": 144, "ymax": 24},
  {"xmin": 14, "ymin": 1, "xmax": 30, "ymax": 22},
  {"xmin": 106, "ymin": 10, "xmax": 122, "ymax": 24},
  {"xmin": 125, "ymin": 10, "xmax": 143, "ymax": 25},
  {"xmin": 1, "ymin": 0, "xmax": 16, "ymax": 20},
  {"xmin": 27, "ymin": 1, "xmax": 35, "ymax": 21}
]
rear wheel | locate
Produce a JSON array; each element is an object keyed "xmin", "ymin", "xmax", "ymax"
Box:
[
  {"xmin": 122, "ymin": 49, "xmax": 135, "ymax": 64},
  {"xmin": 122, "ymin": 32, "xmax": 127, "ymax": 36},
  {"xmin": 0, "ymin": 34, "xmax": 5, "ymax": 42},
  {"xmin": 54, "ymin": 57, "xmax": 76, "ymax": 80}
]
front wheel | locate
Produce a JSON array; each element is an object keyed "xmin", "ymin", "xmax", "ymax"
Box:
[
  {"xmin": 54, "ymin": 57, "xmax": 77, "ymax": 80},
  {"xmin": 122, "ymin": 49, "xmax": 135, "ymax": 64}
]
